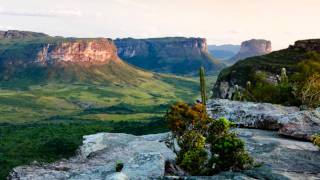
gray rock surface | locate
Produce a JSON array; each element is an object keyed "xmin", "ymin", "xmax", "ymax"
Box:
[
  {"xmin": 9, "ymin": 133, "xmax": 175, "ymax": 180},
  {"xmin": 278, "ymin": 109, "xmax": 320, "ymax": 140},
  {"xmin": 207, "ymin": 99, "xmax": 299, "ymax": 130},
  {"xmin": 207, "ymin": 99, "xmax": 320, "ymax": 140},
  {"xmin": 9, "ymin": 129, "xmax": 320, "ymax": 179}
]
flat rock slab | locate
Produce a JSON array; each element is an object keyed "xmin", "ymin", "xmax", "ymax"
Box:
[
  {"xmin": 9, "ymin": 129, "xmax": 320, "ymax": 180},
  {"xmin": 236, "ymin": 128, "xmax": 320, "ymax": 179},
  {"xmin": 207, "ymin": 99, "xmax": 320, "ymax": 140},
  {"xmin": 9, "ymin": 133, "xmax": 176, "ymax": 180}
]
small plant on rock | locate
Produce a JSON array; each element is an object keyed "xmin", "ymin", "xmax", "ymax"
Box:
[
  {"xmin": 312, "ymin": 134, "xmax": 320, "ymax": 150},
  {"xmin": 115, "ymin": 161, "xmax": 124, "ymax": 172}
]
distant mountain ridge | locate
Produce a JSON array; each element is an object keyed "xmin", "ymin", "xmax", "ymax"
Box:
[
  {"xmin": 114, "ymin": 37, "xmax": 225, "ymax": 75},
  {"xmin": 208, "ymin": 44, "xmax": 240, "ymax": 60},
  {"xmin": 0, "ymin": 30, "xmax": 49, "ymax": 39}
]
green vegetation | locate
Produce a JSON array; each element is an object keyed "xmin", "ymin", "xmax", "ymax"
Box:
[
  {"xmin": 0, "ymin": 75, "xmax": 203, "ymax": 179},
  {"xmin": 199, "ymin": 67, "xmax": 207, "ymax": 105},
  {"xmin": 225, "ymin": 51, "xmax": 320, "ymax": 108},
  {"xmin": 165, "ymin": 102, "xmax": 253, "ymax": 175},
  {"xmin": 116, "ymin": 161, "xmax": 124, "ymax": 172},
  {"xmin": 312, "ymin": 134, "xmax": 320, "ymax": 150}
]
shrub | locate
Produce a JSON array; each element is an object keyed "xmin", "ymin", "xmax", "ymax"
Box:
[
  {"xmin": 208, "ymin": 133, "xmax": 253, "ymax": 172},
  {"xmin": 115, "ymin": 161, "xmax": 124, "ymax": 172},
  {"xmin": 166, "ymin": 102, "xmax": 253, "ymax": 175},
  {"xmin": 180, "ymin": 149, "xmax": 208, "ymax": 175},
  {"xmin": 312, "ymin": 134, "xmax": 320, "ymax": 149}
]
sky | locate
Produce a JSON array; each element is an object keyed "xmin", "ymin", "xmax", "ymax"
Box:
[{"xmin": 0, "ymin": 0, "xmax": 319, "ymax": 50}]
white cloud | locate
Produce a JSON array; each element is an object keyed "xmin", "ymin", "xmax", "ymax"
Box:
[
  {"xmin": 0, "ymin": 8, "xmax": 83, "ymax": 18},
  {"xmin": 0, "ymin": 25, "xmax": 14, "ymax": 30},
  {"xmin": 113, "ymin": 0, "xmax": 148, "ymax": 9}
]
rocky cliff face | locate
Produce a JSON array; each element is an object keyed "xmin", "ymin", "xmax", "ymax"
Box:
[
  {"xmin": 289, "ymin": 39, "xmax": 320, "ymax": 52},
  {"xmin": 212, "ymin": 39, "xmax": 320, "ymax": 99},
  {"xmin": 0, "ymin": 30, "xmax": 48, "ymax": 39},
  {"xmin": 0, "ymin": 35, "xmax": 153, "ymax": 84},
  {"xmin": 115, "ymin": 37, "xmax": 224, "ymax": 75},
  {"xmin": 36, "ymin": 39, "xmax": 121, "ymax": 64},
  {"xmin": 228, "ymin": 39, "xmax": 272, "ymax": 64}
]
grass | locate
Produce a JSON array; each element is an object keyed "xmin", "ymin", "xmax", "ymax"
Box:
[{"xmin": 0, "ymin": 74, "xmax": 217, "ymax": 179}]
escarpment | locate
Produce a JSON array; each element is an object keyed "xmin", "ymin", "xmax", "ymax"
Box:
[
  {"xmin": 36, "ymin": 39, "xmax": 121, "ymax": 64},
  {"xmin": 115, "ymin": 37, "xmax": 225, "ymax": 75},
  {"xmin": 0, "ymin": 34, "xmax": 153, "ymax": 84}
]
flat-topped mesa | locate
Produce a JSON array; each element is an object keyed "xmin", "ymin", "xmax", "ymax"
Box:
[
  {"xmin": 116, "ymin": 37, "xmax": 208, "ymax": 59},
  {"xmin": 37, "ymin": 39, "xmax": 121, "ymax": 64},
  {"xmin": 289, "ymin": 39, "xmax": 320, "ymax": 52},
  {"xmin": 0, "ymin": 30, "xmax": 49, "ymax": 39},
  {"xmin": 114, "ymin": 37, "xmax": 224, "ymax": 75},
  {"xmin": 228, "ymin": 39, "xmax": 272, "ymax": 64}
]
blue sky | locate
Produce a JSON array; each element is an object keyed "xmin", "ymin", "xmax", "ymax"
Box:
[{"xmin": 0, "ymin": 0, "xmax": 319, "ymax": 50}]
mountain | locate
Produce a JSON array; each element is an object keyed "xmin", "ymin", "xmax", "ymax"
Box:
[
  {"xmin": 208, "ymin": 44, "xmax": 240, "ymax": 60},
  {"xmin": 227, "ymin": 39, "xmax": 272, "ymax": 65},
  {"xmin": 0, "ymin": 34, "xmax": 162, "ymax": 86},
  {"xmin": 114, "ymin": 37, "xmax": 225, "ymax": 75},
  {"xmin": 0, "ymin": 30, "xmax": 49, "ymax": 39},
  {"xmin": 212, "ymin": 39, "xmax": 319, "ymax": 99}
]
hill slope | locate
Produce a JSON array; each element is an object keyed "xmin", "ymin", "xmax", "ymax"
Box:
[
  {"xmin": 114, "ymin": 37, "xmax": 225, "ymax": 75},
  {"xmin": 212, "ymin": 39, "xmax": 319, "ymax": 99}
]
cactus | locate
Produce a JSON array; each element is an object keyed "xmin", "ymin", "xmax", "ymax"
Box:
[
  {"xmin": 199, "ymin": 67, "xmax": 207, "ymax": 105},
  {"xmin": 280, "ymin": 67, "xmax": 288, "ymax": 83}
]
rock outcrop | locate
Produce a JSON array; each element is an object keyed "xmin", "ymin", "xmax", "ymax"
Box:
[
  {"xmin": 36, "ymin": 39, "xmax": 121, "ymax": 64},
  {"xmin": 114, "ymin": 37, "xmax": 225, "ymax": 75},
  {"xmin": 0, "ymin": 30, "xmax": 48, "ymax": 39},
  {"xmin": 9, "ymin": 129, "xmax": 320, "ymax": 179},
  {"xmin": 207, "ymin": 99, "xmax": 320, "ymax": 140},
  {"xmin": 289, "ymin": 39, "xmax": 320, "ymax": 52},
  {"xmin": 10, "ymin": 133, "xmax": 176, "ymax": 180},
  {"xmin": 228, "ymin": 39, "xmax": 272, "ymax": 64}
]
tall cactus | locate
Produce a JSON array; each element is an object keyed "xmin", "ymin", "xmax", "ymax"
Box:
[
  {"xmin": 199, "ymin": 67, "xmax": 207, "ymax": 105},
  {"xmin": 280, "ymin": 67, "xmax": 288, "ymax": 83}
]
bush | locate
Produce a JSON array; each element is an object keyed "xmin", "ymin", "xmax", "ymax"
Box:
[
  {"xmin": 312, "ymin": 134, "xmax": 320, "ymax": 149},
  {"xmin": 180, "ymin": 149, "xmax": 208, "ymax": 175},
  {"xmin": 115, "ymin": 161, "xmax": 124, "ymax": 172},
  {"xmin": 166, "ymin": 102, "xmax": 253, "ymax": 175},
  {"xmin": 209, "ymin": 133, "xmax": 253, "ymax": 172}
]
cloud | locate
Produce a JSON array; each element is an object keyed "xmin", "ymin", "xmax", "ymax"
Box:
[
  {"xmin": 0, "ymin": 8, "xmax": 83, "ymax": 18},
  {"xmin": 0, "ymin": 25, "xmax": 15, "ymax": 30},
  {"xmin": 113, "ymin": 0, "xmax": 148, "ymax": 9}
]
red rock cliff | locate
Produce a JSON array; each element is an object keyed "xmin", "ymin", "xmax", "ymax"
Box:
[{"xmin": 37, "ymin": 38, "xmax": 121, "ymax": 64}]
